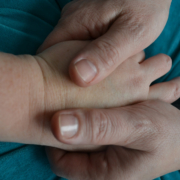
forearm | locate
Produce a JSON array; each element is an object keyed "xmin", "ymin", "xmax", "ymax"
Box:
[
  {"xmin": 0, "ymin": 53, "xmax": 44, "ymax": 143},
  {"xmin": 0, "ymin": 52, "xmax": 97, "ymax": 151}
]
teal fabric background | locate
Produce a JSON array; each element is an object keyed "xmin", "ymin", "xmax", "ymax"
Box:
[
  {"xmin": 145, "ymin": 0, "xmax": 180, "ymax": 84},
  {"xmin": 0, "ymin": 0, "xmax": 179, "ymax": 179}
]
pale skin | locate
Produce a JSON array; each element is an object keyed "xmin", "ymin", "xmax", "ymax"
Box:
[
  {"xmin": 0, "ymin": 40, "xmax": 179, "ymax": 152},
  {"xmin": 36, "ymin": 0, "xmax": 179, "ymax": 179},
  {"xmin": 39, "ymin": 0, "xmax": 172, "ymax": 87},
  {"xmin": 47, "ymin": 100, "xmax": 180, "ymax": 180}
]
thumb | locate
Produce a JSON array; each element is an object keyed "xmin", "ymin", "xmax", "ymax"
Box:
[
  {"xmin": 69, "ymin": 21, "xmax": 155, "ymax": 87},
  {"xmin": 51, "ymin": 108, "xmax": 138, "ymax": 146},
  {"xmin": 51, "ymin": 90, "xmax": 180, "ymax": 149},
  {"xmin": 50, "ymin": 103, "xmax": 164, "ymax": 151}
]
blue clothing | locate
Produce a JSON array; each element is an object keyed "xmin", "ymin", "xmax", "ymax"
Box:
[
  {"xmin": 145, "ymin": 0, "xmax": 180, "ymax": 84},
  {"xmin": 0, "ymin": 0, "xmax": 179, "ymax": 179}
]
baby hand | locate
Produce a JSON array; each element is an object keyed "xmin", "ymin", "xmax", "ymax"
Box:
[{"xmin": 37, "ymin": 41, "xmax": 175, "ymax": 110}]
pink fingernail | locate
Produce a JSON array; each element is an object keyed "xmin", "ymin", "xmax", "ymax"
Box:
[
  {"xmin": 59, "ymin": 114, "xmax": 78, "ymax": 139},
  {"xmin": 74, "ymin": 59, "xmax": 97, "ymax": 83}
]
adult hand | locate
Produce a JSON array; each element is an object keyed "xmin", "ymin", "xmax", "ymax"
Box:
[
  {"xmin": 38, "ymin": 0, "xmax": 172, "ymax": 87},
  {"xmin": 46, "ymin": 99, "xmax": 180, "ymax": 180}
]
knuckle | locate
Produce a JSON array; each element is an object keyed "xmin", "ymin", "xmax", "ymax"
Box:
[
  {"xmin": 125, "ymin": 113, "xmax": 155, "ymax": 146},
  {"xmin": 119, "ymin": 9, "xmax": 146, "ymax": 41},
  {"xmin": 88, "ymin": 110, "xmax": 111, "ymax": 144},
  {"xmin": 128, "ymin": 21, "xmax": 146, "ymax": 41},
  {"xmin": 93, "ymin": 39, "xmax": 119, "ymax": 69},
  {"xmin": 125, "ymin": 102, "xmax": 165, "ymax": 151}
]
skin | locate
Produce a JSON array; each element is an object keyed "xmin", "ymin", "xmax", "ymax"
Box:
[
  {"xmin": 36, "ymin": 0, "xmax": 178, "ymax": 178},
  {"xmin": 38, "ymin": 0, "xmax": 172, "ymax": 86},
  {"xmin": 46, "ymin": 100, "xmax": 180, "ymax": 180},
  {"xmin": 0, "ymin": 41, "xmax": 179, "ymax": 152}
]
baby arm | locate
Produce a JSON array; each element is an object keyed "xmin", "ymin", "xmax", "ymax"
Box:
[{"xmin": 0, "ymin": 40, "xmax": 179, "ymax": 151}]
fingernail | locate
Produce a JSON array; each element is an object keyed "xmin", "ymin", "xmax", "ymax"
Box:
[
  {"xmin": 59, "ymin": 114, "xmax": 78, "ymax": 139},
  {"xmin": 74, "ymin": 59, "xmax": 97, "ymax": 83}
]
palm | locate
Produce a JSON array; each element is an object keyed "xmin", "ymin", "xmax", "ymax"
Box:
[{"xmin": 46, "ymin": 145, "xmax": 154, "ymax": 180}]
